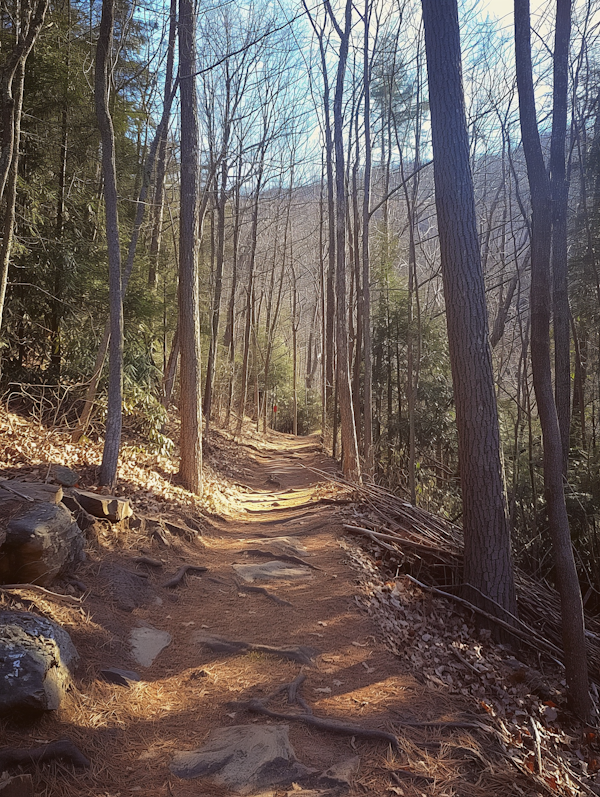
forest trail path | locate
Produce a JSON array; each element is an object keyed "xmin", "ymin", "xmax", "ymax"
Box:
[{"xmin": 2, "ymin": 431, "xmax": 474, "ymax": 796}]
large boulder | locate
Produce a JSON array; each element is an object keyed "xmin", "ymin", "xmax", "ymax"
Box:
[
  {"xmin": 0, "ymin": 611, "xmax": 78, "ymax": 714},
  {"xmin": 0, "ymin": 501, "xmax": 84, "ymax": 586}
]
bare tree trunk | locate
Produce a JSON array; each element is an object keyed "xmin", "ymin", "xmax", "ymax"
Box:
[
  {"xmin": 362, "ymin": 0, "xmax": 374, "ymax": 477},
  {"xmin": 304, "ymin": 4, "xmax": 336, "ymax": 445},
  {"xmin": 515, "ymin": 0, "xmax": 590, "ymax": 721},
  {"xmin": 292, "ymin": 265, "xmax": 299, "ymax": 436},
  {"xmin": 236, "ymin": 149, "xmax": 265, "ymax": 435},
  {"xmin": 50, "ymin": 2, "xmax": 70, "ymax": 378},
  {"xmin": 203, "ymin": 114, "xmax": 230, "ymax": 429},
  {"xmin": 0, "ymin": 61, "xmax": 25, "ymax": 335},
  {"xmin": 224, "ymin": 151, "xmax": 242, "ymax": 429},
  {"xmin": 326, "ymin": 0, "xmax": 361, "ymax": 482},
  {"xmin": 162, "ymin": 325, "xmax": 180, "ymax": 409},
  {"xmin": 178, "ymin": 0, "xmax": 202, "ymax": 493},
  {"xmin": 421, "ymin": 0, "xmax": 516, "ymax": 622},
  {"xmin": 95, "ymin": 0, "xmax": 124, "ymax": 488},
  {"xmin": 550, "ymin": 0, "xmax": 572, "ymax": 472},
  {"xmin": 148, "ymin": 0, "xmax": 177, "ymax": 290},
  {"xmin": 0, "ymin": 0, "xmax": 49, "ymax": 332},
  {"xmin": 0, "ymin": 0, "xmax": 48, "ymax": 212},
  {"xmin": 72, "ymin": 58, "xmax": 180, "ymax": 443}
]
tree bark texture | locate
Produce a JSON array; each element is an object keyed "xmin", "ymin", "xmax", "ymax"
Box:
[
  {"xmin": 148, "ymin": 0, "xmax": 177, "ymax": 290},
  {"xmin": 203, "ymin": 69, "xmax": 233, "ymax": 429},
  {"xmin": 95, "ymin": 0, "xmax": 124, "ymax": 488},
  {"xmin": 361, "ymin": 0, "xmax": 374, "ymax": 478},
  {"xmin": 328, "ymin": 0, "xmax": 361, "ymax": 482},
  {"xmin": 72, "ymin": 70, "xmax": 179, "ymax": 443},
  {"xmin": 550, "ymin": 0, "xmax": 571, "ymax": 471},
  {"xmin": 515, "ymin": 0, "xmax": 590, "ymax": 720},
  {"xmin": 178, "ymin": 0, "xmax": 203, "ymax": 494},
  {"xmin": 0, "ymin": 0, "xmax": 49, "ymax": 333},
  {"xmin": 421, "ymin": 0, "xmax": 517, "ymax": 618},
  {"xmin": 0, "ymin": 60, "xmax": 25, "ymax": 335}
]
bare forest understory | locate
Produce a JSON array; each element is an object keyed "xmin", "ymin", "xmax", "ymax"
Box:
[{"xmin": 0, "ymin": 410, "xmax": 600, "ymax": 796}]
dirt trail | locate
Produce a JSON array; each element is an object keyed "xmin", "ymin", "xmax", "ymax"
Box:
[{"xmin": 0, "ymin": 431, "xmax": 475, "ymax": 796}]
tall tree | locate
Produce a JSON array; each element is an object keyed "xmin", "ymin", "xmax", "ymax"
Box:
[
  {"xmin": 0, "ymin": 0, "xmax": 49, "ymax": 332},
  {"xmin": 550, "ymin": 0, "xmax": 571, "ymax": 470},
  {"xmin": 514, "ymin": 0, "xmax": 590, "ymax": 720},
  {"xmin": 95, "ymin": 0, "xmax": 124, "ymax": 488},
  {"xmin": 421, "ymin": 0, "xmax": 517, "ymax": 619},
  {"xmin": 361, "ymin": 0, "xmax": 374, "ymax": 477},
  {"xmin": 326, "ymin": 0, "xmax": 361, "ymax": 481},
  {"xmin": 178, "ymin": 0, "xmax": 203, "ymax": 493}
]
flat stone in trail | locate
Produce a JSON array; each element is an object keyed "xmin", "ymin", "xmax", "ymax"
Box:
[
  {"xmin": 233, "ymin": 560, "xmax": 312, "ymax": 583},
  {"xmin": 170, "ymin": 724, "xmax": 315, "ymax": 793},
  {"xmin": 243, "ymin": 536, "xmax": 308, "ymax": 556},
  {"xmin": 319, "ymin": 755, "xmax": 361, "ymax": 786},
  {"xmin": 129, "ymin": 625, "xmax": 171, "ymax": 667}
]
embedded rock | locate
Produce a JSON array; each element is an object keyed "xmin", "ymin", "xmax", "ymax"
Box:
[
  {"xmin": 319, "ymin": 756, "xmax": 361, "ymax": 786},
  {"xmin": 0, "ymin": 481, "xmax": 63, "ymax": 504},
  {"xmin": 49, "ymin": 465, "xmax": 79, "ymax": 487},
  {"xmin": 233, "ymin": 560, "xmax": 312, "ymax": 583},
  {"xmin": 0, "ymin": 502, "xmax": 84, "ymax": 586},
  {"xmin": 0, "ymin": 611, "xmax": 78, "ymax": 714},
  {"xmin": 170, "ymin": 724, "xmax": 314, "ymax": 793}
]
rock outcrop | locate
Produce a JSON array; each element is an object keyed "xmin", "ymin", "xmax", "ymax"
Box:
[
  {"xmin": 0, "ymin": 501, "xmax": 84, "ymax": 586},
  {"xmin": 0, "ymin": 611, "xmax": 78, "ymax": 714}
]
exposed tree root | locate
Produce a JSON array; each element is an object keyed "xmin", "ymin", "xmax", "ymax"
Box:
[
  {"xmin": 229, "ymin": 672, "xmax": 400, "ymax": 752},
  {"xmin": 0, "ymin": 739, "xmax": 90, "ymax": 771},
  {"xmin": 133, "ymin": 556, "xmax": 163, "ymax": 568},
  {"xmin": 235, "ymin": 581, "xmax": 292, "ymax": 606},
  {"xmin": 163, "ymin": 565, "xmax": 207, "ymax": 588}
]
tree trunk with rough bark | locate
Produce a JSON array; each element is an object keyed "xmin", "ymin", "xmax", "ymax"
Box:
[
  {"xmin": 327, "ymin": 0, "xmax": 361, "ymax": 482},
  {"xmin": 550, "ymin": 0, "xmax": 571, "ymax": 472},
  {"xmin": 515, "ymin": 0, "xmax": 590, "ymax": 721},
  {"xmin": 0, "ymin": 0, "xmax": 49, "ymax": 333},
  {"xmin": 177, "ymin": 0, "xmax": 203, "ymax": 494},
  {"xmin": 148, "ymin": 0, "xmax": 177, "ymax": 290},
  {"xmin": 421, "ymin": 0, "xmax": 517, "ymax": 620},
  {"xmin": 95, "ymin": 0, "xmax": 124, "ymax": 488}
]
